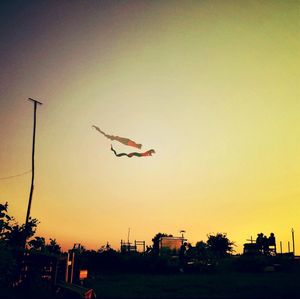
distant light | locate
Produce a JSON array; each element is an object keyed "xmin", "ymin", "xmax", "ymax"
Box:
[{"xmin": 80, "ymin": 269, "xmax": 88, "ymax": 280}]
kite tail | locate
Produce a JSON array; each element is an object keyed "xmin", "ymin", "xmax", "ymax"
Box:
[
  {"xmin": 111, "ymin": 145, "xmax": 132, "ymax": 158},
  {"xmin": 110, "ymin": 145, "xmax": 155, "ymax": 158}
]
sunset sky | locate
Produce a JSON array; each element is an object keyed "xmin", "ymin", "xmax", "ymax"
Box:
[{"xmin": 0, "ymin": 1, "xmax": 299, "ymax": 253}]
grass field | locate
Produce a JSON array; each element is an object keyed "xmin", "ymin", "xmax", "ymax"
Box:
[
  {"xmin": 2, "ymin": 271, "xmax": 299, "ymax": 299},
  {"xmin": 90, "ymin": 272, "xmax": 300, "ymax": 299},
  {"xmin": 2, "ymin": 257, "xmax": 300, "ymax": 299}
]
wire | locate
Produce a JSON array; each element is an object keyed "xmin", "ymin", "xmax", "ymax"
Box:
[{"xmin": 0, "ymin": 170, "xmax": 32, "ymax": 181}]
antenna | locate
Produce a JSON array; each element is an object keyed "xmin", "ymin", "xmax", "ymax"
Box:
[{"xmin": 127, "ymin": 227, "xmax": 131, "ymax": 244}]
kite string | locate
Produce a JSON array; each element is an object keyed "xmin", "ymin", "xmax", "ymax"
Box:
[{"xmin": 0, "ymin": 170, "xmax": 32, "ymax": 181}]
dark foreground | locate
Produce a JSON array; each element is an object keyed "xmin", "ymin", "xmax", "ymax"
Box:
[
  {"xmin": 90, "ymin": 272, "xmax": 300, "ymax": 299},
  {"xmin": 2, "ymin": 271, "xmax": 300, "ymax": 299}
]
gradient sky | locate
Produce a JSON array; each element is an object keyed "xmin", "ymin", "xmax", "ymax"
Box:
[{"xmin": 0, "ymin": 1, "xmax": 299, "ymax": 253}]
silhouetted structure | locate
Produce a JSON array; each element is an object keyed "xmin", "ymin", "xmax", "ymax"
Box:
[
  {"xmin": 159, "ymin": 236, "xmax": 187, "ymax": 254},
  {"xmin": 65, "ymin": 243, "xmax": 84, "ymax": 283},
  {"xmin": 268, "ymin": 233, "xmax": 276, "ymax": 255},
  {"xmin": 291, "ymin": 228, "xmax": 295, "ymax": 255},
  {"xmin": 120, "ymin": 240, "xmax": 146, "ymax": 253},
  {"xmin": 244, "ymin": 232, "xmax": 277, "ymax": 255}
]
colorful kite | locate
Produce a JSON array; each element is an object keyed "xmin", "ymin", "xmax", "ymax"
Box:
[
  {"xmin": 111, "ymin": 145, "xmax": 155, "ymax": 158},
  {"xmin": 92, "ymin": 125, "xmax": 142, "ymax": 149}
]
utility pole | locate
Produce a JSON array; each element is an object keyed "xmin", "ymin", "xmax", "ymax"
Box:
[
  {"xmin": 291, "ymin": 228, "xmax": 295, "ymax": 256},
  {"xmin": 24, "ymin": 98, "xmax": 42, "ymax": 245}
]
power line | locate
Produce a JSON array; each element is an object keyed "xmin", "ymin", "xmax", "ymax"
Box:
[{"xmin": 0, "ymin": 170, "xmax": 32, "ymax": 181}]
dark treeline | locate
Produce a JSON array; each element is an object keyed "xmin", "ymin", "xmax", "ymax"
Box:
[
  {"xmin": 0, "ymin": 202, "xmax": 60, "ymax": 287},
  {"xmin": 0, "ymin": 201, "xmax": 236, "ymax": 285},
  {"xmin": 1, "ymin": 201, "xmax": 298, "ymax": 295}
]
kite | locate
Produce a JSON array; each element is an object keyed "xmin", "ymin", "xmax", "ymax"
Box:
[
  {"xmin": 92, "ymin": 125, "xmax": 142, "ymax": 149},
  {"xmin": 111, "ymin": 145, "xmax": 155, "ymax": 158}
]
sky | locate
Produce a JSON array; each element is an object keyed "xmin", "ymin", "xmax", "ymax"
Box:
[{"xmin": 0, "ymin": 0, "xmax": 299, "ymax": 253}]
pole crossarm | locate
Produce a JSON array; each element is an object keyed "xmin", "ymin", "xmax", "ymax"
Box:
[{"xmin": 27, "ymin": 98, "xmax": 43, "ymax": 105}]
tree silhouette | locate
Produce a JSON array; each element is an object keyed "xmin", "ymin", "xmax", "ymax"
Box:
[
  {"xmin": 0, "ymin": 202, "xmax": 38, "ymax": 286},
  {"xmin": 0, "ymin": 202, "xmax": 39, "ymax": 249},
  {"xmin": 28, "ymin": 236, "xmax": 45, "ymax": 251},
  {"xmin": 195, "ymin": 241, "xmax": 208, "ymax": 259},
  {"xmin": 0, "ymin": 202, "xmax": 11, "ymax": 239},
  {"xmin": 45, "ymin": 238, "xmax": 61, "ymax": 254},
  {"xmin": 28, "ymin": 237, "xmax": 61, "ymax": 254},
  {"xmin": 206, "ymin": 233, "xmax": 235, "ymax": 258}
]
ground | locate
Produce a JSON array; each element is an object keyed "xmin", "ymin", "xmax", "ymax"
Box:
[
  {"xmin": 89, "ymin": 271, "xmax": 300, "ymax": 299},
  {"xmin": 2, "ymin": 267, "xmax": 300, "ymax": 298}
]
